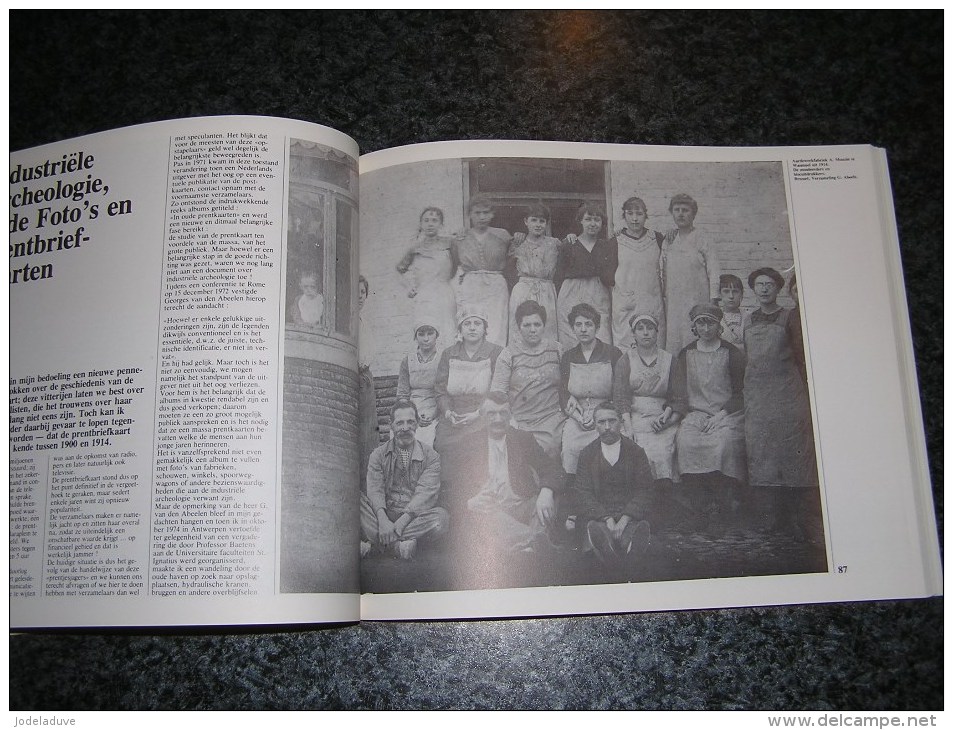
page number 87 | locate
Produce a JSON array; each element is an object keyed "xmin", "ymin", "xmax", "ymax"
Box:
[{"xmin": 837, "ymin": 565, "xmax": 848, "ymax": 574}]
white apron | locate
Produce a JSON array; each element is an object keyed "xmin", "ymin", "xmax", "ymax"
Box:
[{"xmin": 561, "ymin": 360, "xmax": 614, "ymax": 474}]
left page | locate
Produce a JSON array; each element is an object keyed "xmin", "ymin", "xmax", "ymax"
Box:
[{"xmin": 10, "ymin": 116, "xmax": 362, "ymax": 628}]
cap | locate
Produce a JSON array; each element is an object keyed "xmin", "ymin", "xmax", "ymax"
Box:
[
  {"xmin": 628, "ymin": 312, "xmax": 659, "ymax": 330},
  {"xmin": 456, "ymin": 306, "xmax": 489, "ymax": 329},
  {"xmin": 689, "ymin": 303, "xmax": 723, "ymax": 324}
]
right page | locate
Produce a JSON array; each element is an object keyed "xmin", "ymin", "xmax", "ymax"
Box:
[{"xmin": 356, "ymin": 140, "xmax": 941, "ymax": 621}]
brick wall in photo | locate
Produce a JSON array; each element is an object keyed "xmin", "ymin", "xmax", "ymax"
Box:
[
  {"xmin": 279, "ymin": 357, "xmax": 359, "ymax": 593},
  {"xmin": 360, "ymin": 157, "xmax": 799, "ymax": 379},
  {"xmin": 607, "ymin": 159, "xmax": 797, "ymax": 312}
]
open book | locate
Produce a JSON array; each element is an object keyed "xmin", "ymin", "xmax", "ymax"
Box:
[{"xmin": 9, "ymin": 116, "xmax": 941, "ymax": 629}]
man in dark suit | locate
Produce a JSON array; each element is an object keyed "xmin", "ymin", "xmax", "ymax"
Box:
[
  {"xmin": 573, "ymin": 401, "xmax": 654, "ymax": 566},
  {"xmin": 441, "ymin": 392, "xmax": 563, "ymax": 558}
]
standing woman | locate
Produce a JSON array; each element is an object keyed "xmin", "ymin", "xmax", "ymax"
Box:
[
  {"xmin": 613, "ymin": 313, "xmax": 680, "ymax": 484},
  {"xmin": 742, "ymin": 267, "xmax": 818, "ymax": 490},
  {"xmin": 660, "ymin": 194, "xmax": 721, "ymax": 357},
  {"xmin": 555, "ymin": 203, "xmax": 614, "ymax": 345},
  {"xmin": 396, "ymin": 207, "xmax": 457, "ymax": 347},
  {"xmin": 610, "ymin": 197, "xmax": 666, "ymax": 350},
  {"xmin": 433, "ymin": 308, "xmax": 503, "ymax": 453},
  {"xmin": 491, "ymin": 300, "xmax": 566, "ymax": 459},
  {"xmin": 507, "ymin": 202, "xmax": 561, "ymax": 344},
  {"xmin": 452, "ymin": 195, "xmax": 512, "ymax": 347},
  {"xmin": 396, "ymin": 319, "xmax": 442, "ymax": 449}
]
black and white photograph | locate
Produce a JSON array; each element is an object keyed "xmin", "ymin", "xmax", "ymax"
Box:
[
  {"xmin": 279, "ymin": 139, "xmax": 361, "ymax": 593},
  {"xmin": 358, "ymin": 153, "xmax": 826, "ymax": 594}
]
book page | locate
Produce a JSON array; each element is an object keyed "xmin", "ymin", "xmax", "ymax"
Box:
[
  {"xmin": 10, "ymin": 116, "xmax": 362, "ymax": 627},
  {"xmin": 355, "ymin": 140, "xmax": 940, "ymax": 620}
]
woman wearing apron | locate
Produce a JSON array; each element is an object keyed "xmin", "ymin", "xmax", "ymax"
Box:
[
  {"xmin": 559, "ymin": 303, "xmax": 623, "ymax": 476},
  {"xmin": 610, "ymin": 196, "xmax": 666, "ymax": 350},
  {"xmin": 433, "ymin": 307, "xmax": 503, "ymax": 454},
  {"xmin": 660, "ymin": 194, "xmax": 721, "ymax": 357},
  {"xmin": 507, "ymin": 202, "xmax": 561, "ymax": 344},
  {"xmin": 555, "ymin": 203, "xmax": 614, "ymax": 345},
  {"xmin": 613, "ymin": 313, "xmax": 680, "ymax": 484},
  {"xmin": 743, "ymin": 268, "xmax": 818, "ymax": 490},
  {"xmin": 491, "ymin": 299, "xmax": 566, "ymax": 459},
  {"xmin": 396, "ymin": 318, "xmax": 442, "ymax": 448},
  {"xmin": 670, "ymin": 304, "xmax": 747, "ymax": 487},
  {"xmin": 396, "ymin": 207, "xmax": 457, "ymax": 347},
  {"xmin": 451, "ymin": 195, "xmax": 512, "ymax": 347}
]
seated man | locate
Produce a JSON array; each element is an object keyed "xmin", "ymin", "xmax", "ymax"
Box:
[
  {"xmin": 361, "ymin": 399, "xmax": 449, "ymax": 560},
  {"xmin": 573, "ymin": 401, "xmax": 654, "ymax": 566},
  {"xmin": 443, "ymin": 392, "xmax": 563, "ymax": 557}
]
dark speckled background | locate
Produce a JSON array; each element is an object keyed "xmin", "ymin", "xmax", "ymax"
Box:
[{"xmin": 10, "ymin": 10, "xmax": 942, "ymax": 710}]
